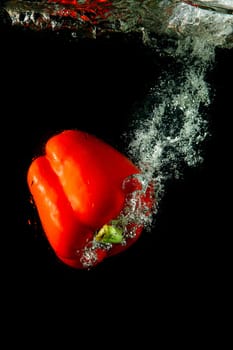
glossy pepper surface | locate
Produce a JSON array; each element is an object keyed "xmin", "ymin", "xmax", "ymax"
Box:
[{"xmin": 27, "ymin": 129, "xmax": 155, "ymax": 269}]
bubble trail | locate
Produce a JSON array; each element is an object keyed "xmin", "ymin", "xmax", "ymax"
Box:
[
  {"xmin": 127, "ymin": 40, "xmax": 211, "ymax": 197},
  {"xmin": 124, "ymin": 1, "xmax": 233, "ymax": 226}
]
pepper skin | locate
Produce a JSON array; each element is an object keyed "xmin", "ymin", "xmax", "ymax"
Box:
[{"xmin": 27, "ymin": 129, "xmax": 155, "ymax": 269}]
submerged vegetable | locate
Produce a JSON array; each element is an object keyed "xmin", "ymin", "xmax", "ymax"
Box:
[{"xmin": 27, "ymin": 129, "xmax": 155, "ymax": 269}]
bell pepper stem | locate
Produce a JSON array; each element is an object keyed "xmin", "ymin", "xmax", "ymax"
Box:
[{"xmin": 95, "ymin": 224, "xmax": 124, "ymax": 244}]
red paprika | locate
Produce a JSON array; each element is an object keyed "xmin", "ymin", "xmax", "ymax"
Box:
[{"xmin": 27, "ymin": 129, "xmax": 155, "ymax": 269}]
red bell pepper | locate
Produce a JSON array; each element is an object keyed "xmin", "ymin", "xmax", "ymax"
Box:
[{"xmin": 27, "ymin": 129, "xmax": 155, "ymax": 269}]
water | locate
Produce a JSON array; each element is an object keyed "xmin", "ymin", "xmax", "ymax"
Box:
[
  {"xmin": 3, "ymin": 1, "xmax": 233, "ymax": 267},
  {"xmin": 126, "ymin": 35, "xmax": 214, "ymax": 206},
  {"xmin": 3, "ymin": 1, "xmax": 233, "ymax": 46},
  {"xmin": 118, "ymin": 1, "xmax": 232, "ymax": 224}
]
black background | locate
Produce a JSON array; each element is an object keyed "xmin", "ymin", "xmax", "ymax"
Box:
[{"xmin": 1, "ymin": 11, "xmax": 232, "ymax": 335}]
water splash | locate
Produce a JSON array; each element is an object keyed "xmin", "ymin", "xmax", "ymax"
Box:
[
  {"xmin": 166, "ymin": 1, "xmax": 233, "ymax": 48},
  {"xmin": 124, "ymin": 2, "xmax": 232, "ymax": 213},
  {"xmin": 3, "ymin": 1, "xmax": 233, "ymax": 47}
]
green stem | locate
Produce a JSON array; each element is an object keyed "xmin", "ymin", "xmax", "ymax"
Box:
[{"xmin": 95, "ymin": 224, "xmax": 124, "ymax": 244}]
